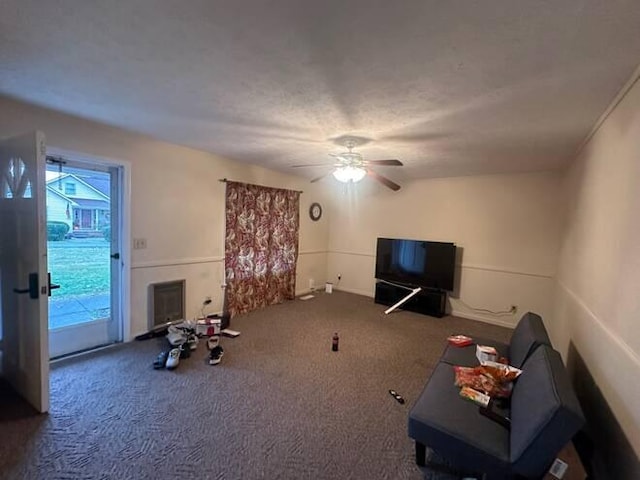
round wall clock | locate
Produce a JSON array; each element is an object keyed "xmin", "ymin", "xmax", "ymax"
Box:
[{"xmin": 309, "ymin": 202, "xmax": 322, "ymax": 221}]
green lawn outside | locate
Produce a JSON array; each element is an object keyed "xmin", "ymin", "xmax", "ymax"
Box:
[{"xmin": 47, "ymin": 238, "xmax": 110, "ymax": 298}]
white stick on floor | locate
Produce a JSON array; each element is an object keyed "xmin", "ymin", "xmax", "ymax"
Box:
[{"xmin": 384, "ymin": 287, "xmax": 422, "ymax": 314}]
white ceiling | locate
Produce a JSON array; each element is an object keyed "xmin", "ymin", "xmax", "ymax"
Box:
[{"xmin": 2, "ymin": 1, "xmax": 640, "ymax": 184}]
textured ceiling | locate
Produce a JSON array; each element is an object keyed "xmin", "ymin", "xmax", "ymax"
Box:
[{"xmin": 2, "ymin": 0, "xmax": 640, "ymax": 185}]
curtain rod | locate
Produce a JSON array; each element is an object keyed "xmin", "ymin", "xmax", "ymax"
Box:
[{"xmin": 218, "ymin": 178, "xmax": 303, "ymax": 194}]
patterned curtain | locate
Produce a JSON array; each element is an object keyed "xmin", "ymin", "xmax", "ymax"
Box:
[{"xmin": 224, "ymin": 181, "xmax": 300, "ymax": 316}]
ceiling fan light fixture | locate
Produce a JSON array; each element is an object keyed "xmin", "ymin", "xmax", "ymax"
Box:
[{"xmin": 332, "ymin": 166, "xmax": 367, "ymax": 183}]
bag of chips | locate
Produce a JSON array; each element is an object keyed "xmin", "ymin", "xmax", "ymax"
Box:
[{"xmin": 453, "ymin": 363, "xmax": 522, "ymax": 398}]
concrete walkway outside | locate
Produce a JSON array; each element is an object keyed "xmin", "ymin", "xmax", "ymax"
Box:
[{"xmin": 49, "ymin": 293, "xmax": 110, "ymax": 329}]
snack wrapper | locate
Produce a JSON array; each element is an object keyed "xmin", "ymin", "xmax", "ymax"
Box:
[
  {"xmin": 476, "ymin": 345, "xmax": 498, "ymax": 363},
  {"xmin": 459, "ymin": 386, "xmax": 490, "ymax": 408},
  {"xmin": 454, "ymin": 363, "xmax": 521, "ymax": 398},
  {"xmin": 481, "ymin": 361, "xmax": 522, "ymax": 382},
  {"xmin": 447, "ymin": 335, "xmax": 473, "ymax": 347}
]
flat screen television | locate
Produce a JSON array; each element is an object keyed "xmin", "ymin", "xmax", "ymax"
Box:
[{"xmin": 375, "ymin": 238, "xmax": 456, "ymax": 291}]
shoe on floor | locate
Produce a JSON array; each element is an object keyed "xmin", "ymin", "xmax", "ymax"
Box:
[
  {"xmin": 153, "ymin": 351, "xmax": 169, "ymax": 369},
  {"xmin": 207, "ymin": 336, "xmax": 220, "ymax": 350},
  {"xmin": 166, "ymin": 348, "xmax": 181, "ymax": 369},
  {"xmin": 179, "ymin": 343, "xmax": 191, "ymax": 359},
  {"xmin": 187, "ymin": 334, "xmax": 199, "ymax": 351},
  {"xmin": 209, "ymin": 345, "xmax": 224, "ymax": 365},
  {"xmin": 167, "ymin": 330, "xmax": 187, "ymax": 346},
  {"xmin": 167, "ymin": 325, "xmax": 185, "ymax": 335},
  {"xmin": 173, "ymin": 319, "xmax": 196, "ymax": 332}
]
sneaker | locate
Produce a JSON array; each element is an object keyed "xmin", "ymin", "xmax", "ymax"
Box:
[
  {"xmin": 167, "ymin": 325, "xmax": 183, "ymax": 335},
  {"xmin": 187, "ymin": 334, "xmax": 199, "ymax": 351},
  {"xmin": 175, "ymin": 319, "xmax": 196, "ymax": 331},
  {"xmin": 179, "ymin": 343, "xmax": 191, "ymax": 359},
  {"xmin": 167, "ymin": 327, "xmax": 187, "ymax": 346},
  {"xmin": 209, "ymin": 345, "xmax": 224, "ymax": 365},
  {"xmin": 166, "ymin": 348, "xmax": 181, "ymax": 369},
  {"xmin": 207, "ymin": 336, "xmax": 220, "ymax": 350},
  {"xmin": 153, "ymin": 351, "xmax": 169, "ymax": 369}
]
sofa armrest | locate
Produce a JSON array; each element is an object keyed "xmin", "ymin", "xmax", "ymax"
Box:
[{"xmin": 510, "ymin": 345, "xmax": 585, "ymax": 478}]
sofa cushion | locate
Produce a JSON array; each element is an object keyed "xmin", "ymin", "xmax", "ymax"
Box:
[
  {"xmin": 408, "ymin": 362, "xmax": 510, "ymax": 474},
  {"xmin": 439, "ymin": 337, "xmax": 509, "ymax": 367},
  {"xmin": 508, "ymin": 312, "xmax": 551, "ymax": 368},
  {"xmin": 510, "ymin": 346, "xmax": 585, "ymax": 478},
  {"xmin": 439, "ymin": 312, "xmax": 550, "ymax": 369}
]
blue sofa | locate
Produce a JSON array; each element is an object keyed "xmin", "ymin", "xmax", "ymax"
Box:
[
  {"xmin": 408, "ymin": 313, "xmax": 585, "ymax": 479},
  {"xmin": 439, "ymin": 312, "xmax": 552, "ymax": 369}
]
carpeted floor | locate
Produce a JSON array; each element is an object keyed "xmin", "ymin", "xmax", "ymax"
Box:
[{"xmin": 0, "ymin": 291, "xmax": 510, "ymax": 480}]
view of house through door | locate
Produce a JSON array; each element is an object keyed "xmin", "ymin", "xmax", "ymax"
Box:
[{"xmin": 46, "ymin": 158, "xmax": 122, "ymax": 358}]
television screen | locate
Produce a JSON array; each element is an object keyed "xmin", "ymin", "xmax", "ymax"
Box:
[{"xmin": 375, "ymin": 238, "xmax": 456, "ymax": 291}]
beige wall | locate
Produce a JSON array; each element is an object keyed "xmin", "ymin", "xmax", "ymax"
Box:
[
  {"xmin": 551, "ymin": 76, "xmax": 640, "ymax": 454},
  {"xmin": 6, "ymin": 84, "xmax": 638, "ymax": 456},
  {"xmin": 0, "ymin": 96, "xmax": 329, "ymax": 338},
  {"xmin": 325, "ymin": 171, "xmax": 563, "ymax": 327}
]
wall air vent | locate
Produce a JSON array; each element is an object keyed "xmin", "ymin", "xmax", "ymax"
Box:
[{"xmin": 149, "ymin": 279, "xmax": 185, "ymax": 329}]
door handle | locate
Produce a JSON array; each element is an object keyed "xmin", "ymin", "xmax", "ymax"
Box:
[
  {"xmin": 13, "ymin": 272, "xmax": 39, "ymax": 299},
  {"xmin": 110, "ymin": 252, "xmax": 120, "ymax": 260},
  {"xmin": 48, "ymin": 273, "xmax": 61, "ymax": 297}
]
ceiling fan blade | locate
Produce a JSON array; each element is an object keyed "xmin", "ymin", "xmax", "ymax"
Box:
[
  {"xmin": 365, "ymin": 159, "xmax": 403, "ymax": 166},
  {"xmin": 291, "ymin": 163, "xmax": 334, "ymax": 168},
  {"xmin": 310, "ymin": 171, "xmax": 332, "ymax": 183},
  {"xmin": 367, "ymin": 169, "xmax": 401, "ymax": 191}
]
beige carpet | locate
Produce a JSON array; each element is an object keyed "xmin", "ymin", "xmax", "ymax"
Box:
[{"xmin": 0, "ymin": 291, "xmax": 510, "ymax": 480}]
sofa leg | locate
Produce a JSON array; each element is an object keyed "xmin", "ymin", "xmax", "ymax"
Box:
[{"xmin": 415, "ymin": 441, "xmax": 426, "ymax": 466}]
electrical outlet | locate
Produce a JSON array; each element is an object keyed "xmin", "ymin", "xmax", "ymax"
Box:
[
  {"xmin": 510, "ymin": 305, "xmax": 518, "ymax": 314},
  {"xmin": 133, "ymin": 238, "xmax": 147, "ymax": 249},
  {"xmin": 337, "ymin": 274, "xmax": 342, "ymax": 281}
]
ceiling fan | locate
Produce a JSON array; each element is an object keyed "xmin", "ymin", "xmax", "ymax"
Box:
[{"xmin": 291, "ymin": 140, "xmax": 403, "ymax": 191}]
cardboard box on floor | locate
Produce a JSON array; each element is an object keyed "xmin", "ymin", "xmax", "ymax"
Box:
[{"xmin": 543, "ymin": 441, "xmax": 586, "ymax": 480}]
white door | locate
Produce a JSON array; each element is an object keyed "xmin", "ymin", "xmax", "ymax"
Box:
[
  {"xmin": 0, "ymin": 131, "xmax": 50, "ymax": 413},
  {"xmin": 46, "ymin": 160, "xmax": 122, "ymax": 358}
]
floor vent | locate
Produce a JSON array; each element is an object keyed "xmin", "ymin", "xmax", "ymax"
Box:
[{"xmin": 149, "ymin": 280, "xmax": 185, "ymax": 329}]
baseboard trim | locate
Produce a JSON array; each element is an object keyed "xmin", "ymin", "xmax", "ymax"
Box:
[
  {"xmin": 327, "ymin": 283, "xmax": 520, "ymax": 328},
  {"xmin": 297, "ymin": 286, "xmax": 516, "ymax": 329},
  {"xmin": 330, "ymin": 289, "xmax": 517, "ymax": 328},
  {"xmin": 450, "ymin": 309, "xmax": 516, "ymax": 329},
  {"xmin": 50, "ymin": 342, "xmax": 123, "ymax": 365},
  {"xmin": 333, "ymin": 286, "xmax": 374, "ymax": 297}
]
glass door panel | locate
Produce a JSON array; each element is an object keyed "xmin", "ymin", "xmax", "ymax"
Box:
[{"xmin": 46, "ymin": 160, "xmax": 121, "ymax": 357}]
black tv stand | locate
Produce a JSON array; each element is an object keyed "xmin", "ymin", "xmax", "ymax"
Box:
[{"xmin": 374, "ymin": 281, "xmax": 447, "ymax": 318}]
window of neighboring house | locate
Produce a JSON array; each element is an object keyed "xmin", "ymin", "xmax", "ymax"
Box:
[{"xmin": 64, "ymin": 182, "xmax": 76, "ymax": 195}]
